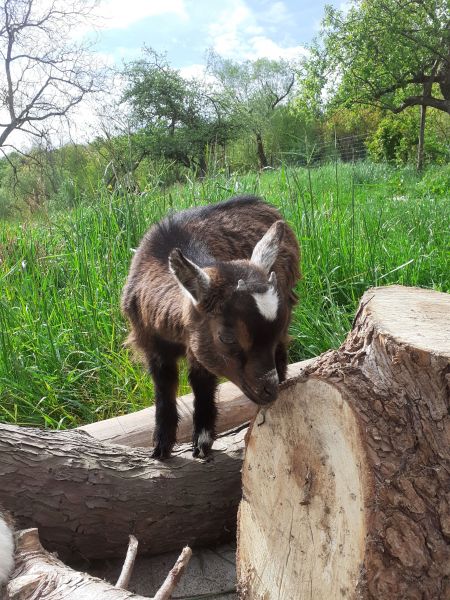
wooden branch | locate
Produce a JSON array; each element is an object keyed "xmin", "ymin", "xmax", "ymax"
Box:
[
  {"xmin": 392, "ymin": 95, "xmax": 450, "ymax": 113},
  {"xmin": 7, "ymin": 529, "xmax": 191, "ymax": 600},
  {"xmin": 238, "ymin": 285, "xmax": 450, "ymax": 599},
  {"xmin": 153, "ymin": 546, "xmax": 193, "ymax": 600},
  {"xmin": 116, "ymin": 535, "xmax": 139, "ymax": 590}
]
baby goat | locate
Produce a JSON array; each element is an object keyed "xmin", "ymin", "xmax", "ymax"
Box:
[
  {"xmin": 122, "ymin": 195, "xmax": 300, "ymax": 458},
  {"xmin": 0, "ymin": 508, "xmax": 14, "ymax": 587}
]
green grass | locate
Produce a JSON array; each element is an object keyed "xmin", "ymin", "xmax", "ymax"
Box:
[{"xmin": 0, "ymin": 161, "xmax": 448, "ymax": 427}]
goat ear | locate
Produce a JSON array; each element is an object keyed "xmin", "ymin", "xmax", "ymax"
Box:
[
  {"xmin": 169, "ymin": 248, "xmax": 210, "ymax": 304},
  {"xmin": 250, "ymin": 220, "xmax": 285, "ymax": 274}
]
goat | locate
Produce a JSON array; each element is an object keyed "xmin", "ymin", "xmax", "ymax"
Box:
[
  {"xmin": 0, "ymin": 508, "xmax": 14, "ymax": 587},
  {"xmin": 121, "ymin": 195, "xmax": 300, "ymax": 459}
]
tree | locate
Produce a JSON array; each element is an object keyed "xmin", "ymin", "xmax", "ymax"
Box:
[
  {"xmin": 207, "ymin": 53, "xmax": 296, "ymax": 169},
  {"xmin": 0, "ymin": 0, "xmax": 99, "ymax": 151},
  {"xmin": 307, "ymin": 0, "xmax": 450, "ymax": 169},
  {"xmin": 122, "ymin": 48, "xmax": 234, "ymax": 176}
]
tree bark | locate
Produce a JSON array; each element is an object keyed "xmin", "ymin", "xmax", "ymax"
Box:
[
  {"xmin": 255, "ymin": 132, "xmax": 268, "ymax": 169},
  {"xmin": 0, "ymin": 424, "xmax": 246, "ymax": 562},
  {"xmin": 237, "ymin": 285, "xmax": 450, "ymax": 599},
  {"xmin": 6, "ymin": 529, "xmax": 190, "ymax": 600},
  {"xmin": 417, "ymin": 102, "xmax": 426, "ymax": 171}
]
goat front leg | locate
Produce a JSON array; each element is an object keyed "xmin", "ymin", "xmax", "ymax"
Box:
[
  {"xmin": 148, "ymin": 353, "xmax": 179, "ymax": 460},
  {"xmin": 188, "ymin": 356, "xmax": 218, "ymax": 458}
]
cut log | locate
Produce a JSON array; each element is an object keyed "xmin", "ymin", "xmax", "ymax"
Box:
[
  {"xmin": 237, "ymin": 285, "xmax": 450, "ymax": 600},
  {"xmin": 6, "ymin": 528, "xmax": 191, "ymax": 600},
  {"xmin": 79, "ymin": 362, "xmax": 312, "ymax": 447}
]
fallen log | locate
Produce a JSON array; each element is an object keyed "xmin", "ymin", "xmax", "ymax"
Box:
[
  {"xmin": 79, "ymin": 362, "xmax": 311, "ymax": 447},
  {"xmin": 0, "ymin": 424, "xmax": 246, "ymax": 561},
  {"xmin": 0, "ymin": 360, "xmax": 313, "ymax": 562},
  {"xmin": 6, "ymin": 529, "xmax": 191, "ymax": 600},
  {"xmin": 237, "ymin": 285, "xmax": 450, "ymax": 599}
]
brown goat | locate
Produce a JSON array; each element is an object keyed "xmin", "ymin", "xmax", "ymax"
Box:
[{"xmin": 121, "ymin": 196, "xmax": 300, "ymax": 458}]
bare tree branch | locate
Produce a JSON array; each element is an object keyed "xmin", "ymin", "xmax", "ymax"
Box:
[{"xmin": 0, "ymin": 0, "xmax": 101, "ymax": 149}]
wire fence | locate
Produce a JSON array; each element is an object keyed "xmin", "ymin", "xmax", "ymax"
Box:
[{"xmin": 280, "ymin": 132, "xmax": 373, "ymax": 167}]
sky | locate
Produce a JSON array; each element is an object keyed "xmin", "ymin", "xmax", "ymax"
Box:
[
  {"xmin": 93, "ymin": 0, "xmax": 344, "ymax": 73},
  {"xmin": 2, "ymin": 0, "xmax": 346, "ymax": 150}
]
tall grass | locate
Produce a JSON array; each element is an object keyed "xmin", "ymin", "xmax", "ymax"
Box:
[{"xmin": 0, "ymin": 161, "xmax": 448, "ymax": 427}]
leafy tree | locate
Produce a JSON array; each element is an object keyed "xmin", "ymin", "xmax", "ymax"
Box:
[
  {"xmin": 306, "ymin": 0, "xmax": 450, "ymax": 168},
  {"xmin": 207, "ymin": 53, "xmax": 296, "ymax": 169},
  {"xmin": 122, "ymin": 48, "xmax": 233, "ymax": 176}
]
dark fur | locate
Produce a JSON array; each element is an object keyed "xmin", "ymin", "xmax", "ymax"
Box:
[{"xmin": 122, "ymin": 196, "xmax": 300, "ymax": 458}]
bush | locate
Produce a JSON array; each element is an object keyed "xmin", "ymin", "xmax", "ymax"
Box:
[
  {"xmin": 415, "ymin": 163, "xmax": 450, "ymax": 198},
  {"xmin": 367, "ymin": 109, "xmax": 450, "ymax": 166}
]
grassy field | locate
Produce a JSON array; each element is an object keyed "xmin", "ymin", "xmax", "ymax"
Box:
[{"xmin": 0, "ymin": 161, "xmax": 448, "ymax": 427}]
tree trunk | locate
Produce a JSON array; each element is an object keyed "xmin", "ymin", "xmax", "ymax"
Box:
[
  {"xmin": 0, "ymin": 424, "xmax": 246, "ymax": 562},
  {"xmin": 198, "ymin": 153, "xmax": 208, "ymax": 178},
  {"xmin": 255, "ymin": 132, "xmax": 268, "ymax": 169},
  {"xmin": 417, "ymin": 95, "xmax": 427, "ymax": 171},
  {"xmin": 237, "ymin": 285, "xmax": 450, "ymax": 599}
]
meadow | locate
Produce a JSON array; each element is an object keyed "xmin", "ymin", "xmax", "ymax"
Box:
[{"xmin": 0, "ymin": 161, "xmax": 448, "ymax": 428}]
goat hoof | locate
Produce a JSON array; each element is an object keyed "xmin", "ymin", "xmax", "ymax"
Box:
[
  {"xmin": 151, "ymin": 445, "xmax": 172, "ymax": 460},
  {"xmin": 193, "ymin": 429, "xmax": 214, "ymax": 459}
]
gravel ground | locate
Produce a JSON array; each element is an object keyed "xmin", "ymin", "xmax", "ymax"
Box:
[{"xmin": 87, "ymin": 542, "xmax": 238, "ymax": 599}]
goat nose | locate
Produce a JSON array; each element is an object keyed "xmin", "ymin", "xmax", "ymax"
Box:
[
  {"xmin": 261, "ymin": 369, "xmax": 279, "ymax": 403},
  {"xmin": 261, "ymin": 384, "xmax": 278, "ymax": 404}
]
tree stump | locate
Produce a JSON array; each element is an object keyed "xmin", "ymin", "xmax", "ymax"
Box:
[{"xmin": 237, "ymin": 285, "xmax": 450, "ymax": 599}]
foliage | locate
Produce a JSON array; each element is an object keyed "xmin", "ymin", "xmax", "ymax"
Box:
[
  {"xmin": 367, "ymin": 109, "xmax": 450, "ymax": 165},
  {"xmin": 314, "ymin": 0, "xmax": 450, "ymax": 115},
  {"xmin": 415, "ymin": 162, "xmax": 450, "ymax": 197},
  {"xmin": 122, "ymin": 48, "xmax": 235, "ymax": 175},
  {"xmin": 0, "ymin": 162, "xmax": 448, "ymax": 427},
  {"xmin": 207, "ymin": 53, "xmax": 296, "ymax": 168}
]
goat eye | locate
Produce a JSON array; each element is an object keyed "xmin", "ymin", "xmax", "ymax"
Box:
[{"xmin": 219, "ymin": 332, "xmax": 236, "ymax": 345}]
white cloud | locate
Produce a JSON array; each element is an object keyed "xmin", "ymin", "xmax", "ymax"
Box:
[
  {"xmin": 208, "ymin": 0, "xmax": 306, "ymax": 62},
  {"xmin": 179, "ymin": 63, "xmax": 206, "ymax": 79},
  {"xmin": 246, "ymin": 36, "xmax": 308, "ymax": 61},
  {"xmin": 259, "ymin": 1, "xmax": 290, "ymax": 25},
  {"xmin": 97, "ymin": 0, "xmax": 188, "ymax": 30}
]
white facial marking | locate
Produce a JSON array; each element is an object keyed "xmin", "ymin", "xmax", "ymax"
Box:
[
  {"xmin": 252, "ymin": 287, "xmax": 279, "ymax": 321},
  {"xmin": 0, "ymin": 515, "xmax": 14, "ymax": 585}
]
